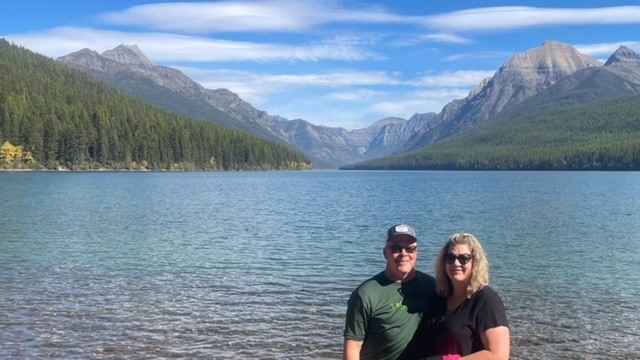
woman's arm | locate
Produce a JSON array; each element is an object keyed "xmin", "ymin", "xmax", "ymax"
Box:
[{"xmin": 463, "ymin": 326, "xmax": 510, "ymax": 360}]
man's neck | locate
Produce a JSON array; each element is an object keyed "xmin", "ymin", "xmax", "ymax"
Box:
[{"xmin": 385, "ymin": 268, "xmax": 416, "ymax": 283}]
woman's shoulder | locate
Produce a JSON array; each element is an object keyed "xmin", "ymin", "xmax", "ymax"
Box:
[
  {"xmin": 477, "ymin": 285, "xmax": 500, "ymax": 297},
  {"xmin": 471, "ymin": 286, "xmax": 509, "ymax": 328},
  {"xmin": 473, "ymin": 286, "xmax": 505, "ymax": 306}
]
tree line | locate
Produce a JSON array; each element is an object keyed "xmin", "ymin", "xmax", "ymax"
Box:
[
  {"xmin": 0, "ymin": 39, "xmax": 311, "ymax": 171},
  {"xmin": 342, "ymin": 95, "xmax": 640, "ymax": 170}
]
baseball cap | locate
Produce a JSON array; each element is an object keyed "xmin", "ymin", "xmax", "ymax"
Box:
[{"xmin": 387, "ymin": 224, "xmax": 417, "ymax": 242}]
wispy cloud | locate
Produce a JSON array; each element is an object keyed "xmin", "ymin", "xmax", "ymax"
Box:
[
  {"xmin": 5, "ymin": 26, "xmax": 378, "ymax": 62},
  {"xmin": 99, "ymin": 0, "xmax": 412, "ymax": 33},
  {"xmin": 100, "ymin": 2, "xmax": 640, "ymax": 36},
  {"xmin": 178, "ymin": 67, "xmax": 402, "ymax": 90},
  {"xmin": 393, "ymin": 33, "xmax": 472, "ymax": 47},
  {"xmin": 575, "ymin": 41, "xmax": 640, "ymax": 58},
  {"xmin": 371, "ymin": 88, "xmax": 469, "ymax": 118},
  {"xmin": 422, "ymin": 6, "xmax": 640, "ymax": 32},
  {"xmin": 444, "ymin": 51, "xmax": 514, "ymax": 62},
  {"xmin": 410, "ymin": 70, "xmax": 495, "ymax": 87},
  {"xmin": 9, "ymin": 4, "xmax": 640, "ymax": 62},
  {"xmin": 324, "ymin": 89, "xmax": 386, "ymax": 101}
]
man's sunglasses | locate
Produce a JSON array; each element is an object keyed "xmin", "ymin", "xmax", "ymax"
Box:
[
  {"xmin": 388, "ymin": 245, "xmax": 418, "ymax": 254},
  {"xmin": 444, "ymin": 253, "xmax": 473, "ymax": 265}
]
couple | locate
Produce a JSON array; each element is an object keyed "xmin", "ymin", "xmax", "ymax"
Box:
[{"xmin": 343, "ymin": 224, "xmax": 510, "ymax": 360}]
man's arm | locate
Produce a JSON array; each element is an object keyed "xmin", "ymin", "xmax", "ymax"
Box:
[{"xmin": 343, "ymin": 338, "xmax": 363, "ymax": 360}]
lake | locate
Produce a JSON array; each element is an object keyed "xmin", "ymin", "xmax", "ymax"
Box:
[{"xmin": 1, "ymin": 171, "xmax": 639, "ymax": 359}]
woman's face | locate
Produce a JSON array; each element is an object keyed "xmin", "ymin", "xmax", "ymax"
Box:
[{"xmin": 445, "ymin": 244, "xmax": 473, "ymax": 285}]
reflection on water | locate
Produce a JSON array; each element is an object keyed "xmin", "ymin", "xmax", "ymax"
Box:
[{"xmin": 1, "ymin": 171, "xmax": 639, "ymax": 359}]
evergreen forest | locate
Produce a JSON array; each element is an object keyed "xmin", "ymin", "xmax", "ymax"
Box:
[
  {"xmin": 342, "ymin": 95, "xmax": 640, "ymax": 170},
  {"xmin": 0, "ymin": 39, "xmax": 311, "ymax": 171}
]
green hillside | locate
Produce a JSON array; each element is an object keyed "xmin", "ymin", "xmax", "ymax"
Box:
[
  {"xmin": 0, "ymin": 39, "xmax": 311, "ymax": 170},
  {"xmin": 342, "ymin": 95, "xmax": 640, "ymax": 170},
  {"xmin": 90, "ymin": 72, "xmax": 285, "ymax": 144}
]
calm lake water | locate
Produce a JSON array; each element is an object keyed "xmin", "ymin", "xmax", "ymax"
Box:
[{"xmin": 1, "ymin": 171, "xmax": 639, "ymax": 359}]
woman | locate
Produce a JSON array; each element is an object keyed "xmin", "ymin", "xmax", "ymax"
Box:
[{"xmin": 424, "ymin": 233, "xmax": 510, "ymax": 360}]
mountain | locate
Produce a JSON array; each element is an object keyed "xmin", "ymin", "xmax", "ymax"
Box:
[
  {"xmin": 0, "ymin": 39, "xmax": 311, "ymax": 171},
  {"xmin": 341, "ymin": 93, "xmax": 640, "ymax": 170},
  {"xmin": 57, "ymin": 46, "xmax": 280, "ymax": 142},
  {"xmin": 603, "ymin": 45, "xmax": 640, "ymax": 85},
  {"xmin": 341, "ymin": 44, "xmax": 640, "ymax": 170},
  {"xmin": 365, "ymin": 113, "xmax": 437, "ymax": 159},
  {"xmin": 403, "ymin": 40, "xmax": 604, "ymax": 150},
  {"xmin": 57, "ymin": 41, "xmax": 640, "ymax": 170},
  {"xmin": 58, "ymin": 45, "xmax": 429, "ymax": 168},
  {"xmin": 477, "ymin": 44, "xmax": 640, "ymax": 117}
]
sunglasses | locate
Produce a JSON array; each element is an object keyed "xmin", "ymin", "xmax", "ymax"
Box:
[
  {"xmin": 388, "ymin": 245, "xmax": 418, "ymax": 254},
  {"xmin": 444, "ymin": 253, "xmax": 473, "ymax": 265}
]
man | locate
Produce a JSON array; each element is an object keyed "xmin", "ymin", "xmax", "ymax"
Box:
[{"xmin": 343, "ymin": 224, "xmax": 442, "ymax": 360}]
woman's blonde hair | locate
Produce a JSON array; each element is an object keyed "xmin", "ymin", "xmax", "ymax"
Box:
[{"xmin": 435, "ymin": 232, "xmax": 490, "ymax": 298}]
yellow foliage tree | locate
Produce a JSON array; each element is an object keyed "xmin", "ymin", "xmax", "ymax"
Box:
[{"xmin": 0, "ymin": 141, "xmax": 34, "ymax": 168}]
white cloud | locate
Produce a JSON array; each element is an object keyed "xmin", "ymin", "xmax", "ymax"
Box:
[
  {"xmin": 371, "ymin": 87, "xmax": 471, "ymax": 115},
  {"xmin": 324, "ymin": 89, "xmax": 385, "ymax": 101},
  {"xmin": 392, "ymin": 32, "xmax": 472, "ymax": 47},
  {"xmin": 101, "ymin": 1, "xmax": 327, "ymax": 32},
  {"xmin": 575, "ymin": 41, "xmax": 640, "ymax": 58},
  {"xmin": 100, "ymin": 3, "xmax": 640, "ymax": 36},
  {"xmin": 443, "ymin": 51, "xmax": 513, "ymax": 62},
  {"xmin": 179, "ymin": 66, "xmax": 403, "ymax": 90},
  {"xmin": 422, "ymin": 6, "xmax": 640, "ymax": 32},
  {"xmin": 421, "ymin": 33, "xmax": 472, "ymax": 44},
  {"xmin": 99, "ymin": 0, "xmax": 412, "ymax": 33},
  {"xmin": 410, "ymin": 70, "xmax": 495, "ymax": 88},
  {"xmin": 4, "ymin": 26, "xmax": 376, "ymax": 62}
]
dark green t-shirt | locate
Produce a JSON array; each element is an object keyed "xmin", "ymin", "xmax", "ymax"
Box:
[{"xmin": 344, "ymin": 271, "xmax": 440, "ymax": 360}]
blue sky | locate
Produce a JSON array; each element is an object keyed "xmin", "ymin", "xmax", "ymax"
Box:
[{"xmin": 2, "ymin": 1, "xmax": 640, "ymax": 130}]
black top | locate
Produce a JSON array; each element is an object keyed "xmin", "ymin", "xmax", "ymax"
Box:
[{"xmin": 420, "ymin": 286, "xmax": 508, "ymax": 357}]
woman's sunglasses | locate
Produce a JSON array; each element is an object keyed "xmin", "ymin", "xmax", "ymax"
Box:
[{"xmin": 444, "ymin": 253, "xmax": 473, "ymax": 265}]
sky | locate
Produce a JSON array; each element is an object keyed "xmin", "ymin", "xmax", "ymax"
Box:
[{"xmin": 2, "ymin": 1, "xmax": 640, "ymax": 130}]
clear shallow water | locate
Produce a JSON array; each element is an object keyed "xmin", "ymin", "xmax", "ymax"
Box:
[{"xmin": 1, "ymin": 171, "xmax": 639, "ymax": 359}]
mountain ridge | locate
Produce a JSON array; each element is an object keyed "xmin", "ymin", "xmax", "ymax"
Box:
[
  {"xmin": 402, "ymin": 40, "xmax": 605, "ymax": 151},
  {"xmin": 56, "ymin": 40, "xmax": 640, "ymax": 168},
  {"xmin": 57, "ymin": 44, "xmax": 435, "ymax": 167},
  {"xmin": 0, "ymin": 39, "xmax": 311, "ymax": 171}
]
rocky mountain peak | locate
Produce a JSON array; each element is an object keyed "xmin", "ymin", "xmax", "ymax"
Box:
[
  {"xmin": 604, "ymin": 46, "xmax": 640, "ymax": 66},
  {"xmin": 502, "ymin": 40, "xmax": 601, "ymax": 75},
  {"xmin": 66, "ymin": 48, "xmax": 100, "ymax": 58},
  {"xmin": 603, "ymin": 46, "xmax": 640, "ymax": 84},
  {"xmin": 57, "ymin": 48, "xmax": 111, "ymax": 72},
  {"xmin": 477, "ymin": 40, "xmax": 602, "ymax": 104},
  {"xmin": 369, "ymin": 117, "xmax": 406, "ymax": 129},
  {"xmin": 404, "ymin": 40, "xmax": 603, "ymax": 151},
  {"xmin": 102, "ymin": 44, "xmax": 152, "ymax": 67}
]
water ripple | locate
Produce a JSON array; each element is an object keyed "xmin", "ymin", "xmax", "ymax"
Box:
[{"xmin": 2, "ymin": 171, "xmax": 640, "ymax": 359}]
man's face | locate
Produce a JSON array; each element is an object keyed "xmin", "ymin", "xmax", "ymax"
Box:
[{"xmin": 384, "ymin": 236, "xmax": 418, "ymax": 280}]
